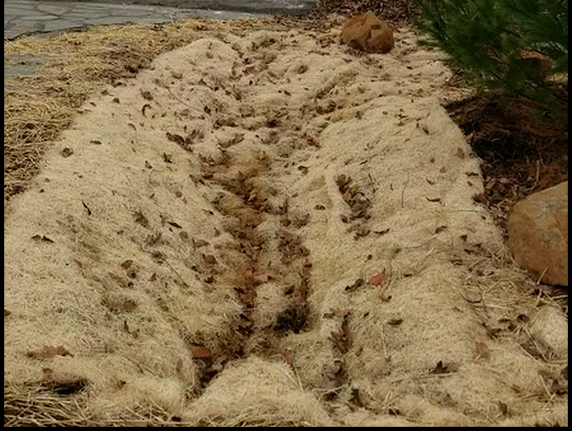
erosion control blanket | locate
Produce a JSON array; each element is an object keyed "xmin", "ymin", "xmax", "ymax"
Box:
[{"xmin": 4, "ymin": 22, "xmax": 568, "ymax": 426}]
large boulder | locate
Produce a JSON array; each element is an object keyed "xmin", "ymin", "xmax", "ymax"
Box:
[
  {"xmin": 507, "ymin": 181, "xmax": 568, "ymax": 286},
  {"xmin": 341, "ymin": 11, "xmax": 395, "ymax": 54}
]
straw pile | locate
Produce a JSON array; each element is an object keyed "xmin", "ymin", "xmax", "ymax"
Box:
[{"xmin": 4, "ymin": 16, "xmax": 567, "ymax": 427}]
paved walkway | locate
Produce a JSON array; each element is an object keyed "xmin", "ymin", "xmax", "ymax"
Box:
[
  {"xmin": 4, "ymin": 0, "xmax": 287, "ymax": 40},
  {"xmin": 4, "ymin": 0, "xmax": 314, "ymax": 79}
]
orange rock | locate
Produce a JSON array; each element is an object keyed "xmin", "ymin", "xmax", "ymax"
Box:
[
  {"xmin": 507, "ymin": 181, "xmax": 568, "ymax": 286},
  {"xmin": 341, "ymin": 11, "xmax": 395, "ymax": 54}
]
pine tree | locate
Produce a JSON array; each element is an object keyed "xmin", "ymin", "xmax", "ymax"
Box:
[{"xmin": 414, "ymin": 0, "xmax": 568, "ymax": 122}]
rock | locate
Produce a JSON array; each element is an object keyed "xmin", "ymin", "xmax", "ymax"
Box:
[
  {"xmin": 507, "ymin": 181, "xmax": 568, "ymax": 286},
  {"xmin": 341, "ymin": 11, "xmax": 395, "ymax": 54}
]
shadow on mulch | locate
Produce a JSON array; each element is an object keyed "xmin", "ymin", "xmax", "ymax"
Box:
[{"xmin": 446, "ymin": 88, "xmax": 568, "ymax": 236}]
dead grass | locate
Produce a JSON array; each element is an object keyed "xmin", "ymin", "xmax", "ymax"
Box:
[{"xmin": 3, "ymin": 16, "xmax": 289, "ymax": 202}]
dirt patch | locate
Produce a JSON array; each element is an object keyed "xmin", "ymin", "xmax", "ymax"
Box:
[{"xmin": 445, "ymin": 89, "xmax": 568, "ymax": 234}]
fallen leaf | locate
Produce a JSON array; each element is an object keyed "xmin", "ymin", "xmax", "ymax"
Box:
[
  {"xmin": 473, "ymin": 193, "xmax": 487, "ymax": 205},
  {"xmin": 168, "ymin": 221, "xmax": 182, "ymax": 229},
  {"xmin": 121, "ymin": 260, "xmax": 133, "ymax": 270},
  {"xmin": 166, "ymin": 132, "xmax": 185, "ymax": 145},
  {"xmin": 374, "ymin": 228, "xmax": 390, "ymax": 236},
  {"xmin": 61, "ymin": 148, "xmax": 74, "ymax": 158},
  {"xmin": 203, "ymin": 254, "xmax": 217, "ymax": 265},
  {"xmin": 141, "ymin": 104, "xmax": 152, "ymax": 116},
  {"xmin": 27, "ymin": 346, "xmax": 73, "ymax": 359},
  {"xmin": 367, "ymin": 272, "xmax": 386, "ymax": 286},
  {"xmin": 122, "ymin": 300, "xmax": 137, "ymax": 312},
  {"xmin": 475, "ymin": 341, "xmax": 491, "ymax": 360},
  {"xmin": 426, "ymin": 197, "xmax": 441, "ymax": 203},
  {"xmin": 350, "ymin": 388, "xmax": 364, "ymax": 407},
  {"xmin": 32, "ymin": 235, "xmax": 54, "ymax": 243},
  {"xmin": 281, "ymin": 351, "xmax": 294, "ymax": 365},
  {"xmin": 550, "ymin": 378, "xmax": 568, "ymax": 395},
  {"xmin": 387, "ymin": 318, "xmax": 403, "ymax": 326},
  {"xmin": 192, "ymin": 238, "xmax": 209, "ymax": 248},
  {"xmin": 150, "ymin": 273, "xmax": 157, "ymax": 282},
  {"xmin": 431, "ymin": 360, "xmax": 450, "ymax": 375},
  {"xmin": 190, "ymin": 346, "xmax": 213, "ymax": 359},
  {"xmin": 498, "ymin": 401, "xmax": 509, "ymax": 416},
  {"xmin": 4, "ymin": 309, "xmax": 12, "ymax": 317},
  {"xmin": 456, "ymin": 147, "xmax": 465, "ymax": 159},
  {"xmin": 140, "ymin": 90, "xmax": 153, "ymax": 101},
  {"xmin": 82, "ymin": 201, "xmax": 92, "ymax": 216},
  {"xmin": 90, "ymin": 140, "xmax": 102, "ymax": 145},
  {"xmin": 345, "ymin": 278, "xmax": 364, "ymax": 292}
]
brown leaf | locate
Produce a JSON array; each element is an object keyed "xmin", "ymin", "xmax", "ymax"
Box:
[
  {"xmin": 367, "ymin": 272, "xmax": 386, "ymax": 286},
  {"xmin": 387, "ymin": 318, "xmax": 403, "ymax": 326},
  {"xmin": 426, "ymin": 197, "xmax": 441, "ymax": 203},
  {"xmin": 122, "ymin": 299, "xmax": 137, "ymax": 312},
  {"xmin": 374, "ymin": 228, "xmax": 390, "ymax": 236},
  {"xmin": 345, "ymin": 278, "xmax": 364, "ymax": 292},
  {"xmin": 141, "ymin": 104, "xmax": 152, "ymax": 116},
  {"xmin": 32, "ymin": 235, "xmax": 54, "ymax": 243},
  {"xmin": 4, "ymin": 309, "xmax": 12, "ymax": 317},
  {"xmin": 475, "ymin": 341, "xmax": 491, "ymax": 360},
  {"xmin": 431, "ymin": 360, "xmax": 449, "ymax": 375},
  {"xmin": 350, "ymin": 388, "xmax": 364, "ymax": 408},
  {"xmin": 133, "ymin": 210, "xmax": 149, "ymax": 228},
  {"xmin": 190, "ymin": 346, "xmax": 213, "ymax": 359},
  {"xmin": 140, "ymin": 90, "xmax": 153, "ymax": 101},
  {"xmin": 82, "ymin": 201, "xmax": 92, "ymax": 216},
  {"xmin": 27, "ymin": 345, "xmax": 73, "ymax": 359},
  {"xmin": 90, "ymin": 140, "xmax": 102, "ymax": 145},
  {"xmin": 150, "ymin": 273, "xmax": 157, "ymax": 282},
  {"xmin": 192, "ymin": 238, "xmax": 209, "ymax": 248},
  {"xmin": 166, "ymin": 132, "xmax": 185, "ymax": 145},
  {"xmin": 168, "ymin": 221, "xmax": 182, "ymax": 229},
  {"xmin": 550, "ymin": 378, "xmax": 568, "ymax": 395},
  {"xmin": 473, "ymin": 193, "xmax": 487, "ymax": 205},
  {"xmin": 121, "ymin": 260, "xmax": 133, "ymax": 270},
  {"xmin": 61, "ymin": 148, "xmax": 74, "ymax": 158},
  {"xmin": 456, "ymin": 147, "xmax": 465, "ymax": 159},
  {"xmin": 281, "ymin": 351, "xmax": 294, "ymax": 365},
  {"xmin": 203, "ymin": 254, "xmax": 217, "ymax": 265}
]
